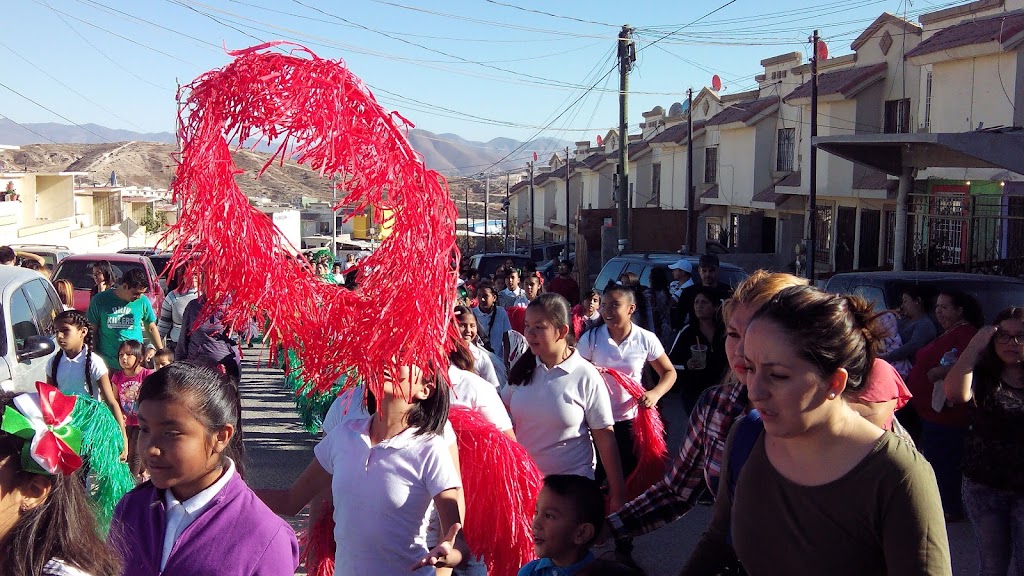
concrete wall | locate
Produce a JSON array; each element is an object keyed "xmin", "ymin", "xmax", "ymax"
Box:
[
  {"xmin": 716, "ymin": 125, "xmax": 757, "ymax": 206},
  {"xmin": 930, "ymin": 52, "xmax": 1017, "ymax": 134}
]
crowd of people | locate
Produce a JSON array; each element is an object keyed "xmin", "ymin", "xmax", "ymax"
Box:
[{"xmin": 1, "ymin": 243, "xmax": 1022, "ymax": 576}]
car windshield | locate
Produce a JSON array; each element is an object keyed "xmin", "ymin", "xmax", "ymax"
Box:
[{"xmin": 53, "ymin": 260, "xmax": 146, "ymax": 291}]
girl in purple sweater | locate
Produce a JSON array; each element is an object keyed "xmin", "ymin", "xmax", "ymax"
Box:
[{"xmin": 111, "ymin": 363, "xmax": 298, "ymax": 575}]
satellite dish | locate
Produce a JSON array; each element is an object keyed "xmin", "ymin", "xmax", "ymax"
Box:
[
  {"xmin": 816, "ymin": 40, "xmax": 829, "ymax": 61},
  {"xmin": 711, "ymin": 74, "xmax": 722, "ymax": 92}
]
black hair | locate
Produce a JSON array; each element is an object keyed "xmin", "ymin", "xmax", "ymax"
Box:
[
  {"xmin": 153, "ymin": 348, "xmax": 174, "ymax": 362},
  {"xmin": 541, "ymin": 474, "xmax": 605, "ymax": 547},
  {"xmin": 120, "ymin": 268, "xmax": 149, "ymax": 290},
  {"xmin": 117, "ymin": 339, "xmax": 144, "ymax": 371},
  {"xmin": 91, "ymin": 260, "xmax": 116, "ymax": 285},
  {"xmin": 582, "ymin": 289, "xmax": 599, "ymax": 303},
  {"xmin": 50, "ymin": 310, "xmax": 97, "ymax": 398},
  {"xmin": 937, "ymin": 289, "xmax": 984, "ymax": 328},
  {"xmin": 508, "ymin": 293, "xmax": 572, "ymax": 386},
  {"xmin": 900, "ymin": 286, "xmax": 931, "ymax": 312},
  {"xmin": 648, "ymin": 267, "xmax": 671, "ymax": 293},
  {"xmin": 0, "ymin": 245, "xmax": 14, "ymax": 264},
  {"xmin": 21, "ymin": 259, "xmax": 42, "ymax": 271},
  {"xmin": 692, "ymin": 285, "xmax": 726, "ymax": 311},
  {"xmin": 974, "ymin": 306, "xmax": 1024, "ymax": 402},
  {"xmin": 404, "ymin": 366, "xmax": 450, "ymax": 437},
  {"xmin": 560, "ymin": 260, "xmax": 573, "ymax": 271},
  {"xmin": 0, "ymin": 394, "xmax": 122, "ymax": 576},
  {"xmin": 576, "ymin": 558, "xmax": 648, "ymax": 576},
  {"xmin": 138, "ymin": 363, "xmax": 247, "ymax": 477}
]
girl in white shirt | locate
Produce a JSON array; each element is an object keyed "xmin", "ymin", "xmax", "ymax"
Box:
[
  {"xmin": 261, "ymin": 365, "xmax": 466, "ymax": 576},
  {"xmin": 454, "ymin": 306, "xmax": 505, "ymax": 388},
  {"xmin": 472, "ymin": 284, "xmax": 513, "ymax": 354},
  {"xmin": 500, "ymin": 293, "xmax": 627, "ymax": 511},
  {"xmin": 47, "ymin": 310, "xmax": 128, "ymax": 457},
  {"xmin": 577, "ymin": 285, "xmax": 677, "ymax": 481}
]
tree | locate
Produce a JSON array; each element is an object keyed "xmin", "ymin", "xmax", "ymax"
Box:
[{"xmin": 140, "ymin": 206, "xmax": 165, "ymax": 234}]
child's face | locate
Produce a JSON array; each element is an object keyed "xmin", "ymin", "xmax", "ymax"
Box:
[
  {"xmin": 54, "ymin": 320, "xmax": 87, "ymax": 352},
  {"xmin": 457, "ymin": 315, "xmax": 478, "ymax": 342},
  {"xmin": 524, "ymin": 278, "xmax": 541, "ymax": 300},
  {"xmin": 583, "ymin": 294, "xmax": 600, "ymax": 315},
  {"xmin": 154, "ymin": 356, "xmax": 173, "ymax": 370},
  {"xmin": 138, "ymin": 396, "xmax": 233, "ymax": 502},
  {"xmin": 478, "ymin": 289, "xmax": 497, "ymax": 309},
  {"xmin": 506, "ymin": 272, "xmax": 519, "ymax": 291},
  {"xmin": 531, "ymin": 486, "xmax": 592, "ymax": 566},
  {"xmin": 118, "ymin": 349, "xmax": 140, "ymax": 371}
]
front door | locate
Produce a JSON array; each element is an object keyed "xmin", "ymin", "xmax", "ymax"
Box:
[
  {"xmin": 835, "ymin": 207, "xmax": 857, "ymax": 272},
  {"xmin": 859, "ymin": 209, "xmax": 881, "ymax": 268}
]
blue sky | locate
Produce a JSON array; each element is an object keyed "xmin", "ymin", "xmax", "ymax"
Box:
[{"xmin": 3, "ymin": 0, "xmax": 949, "ymax": 159}]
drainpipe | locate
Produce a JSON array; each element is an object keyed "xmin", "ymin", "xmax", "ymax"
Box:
[{"xmin": 893, "ymin": 165, "xmax": 913, "ymax": 271}]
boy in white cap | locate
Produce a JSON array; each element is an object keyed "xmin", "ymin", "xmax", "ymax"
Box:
[{"xmin": 668, "ymin": 259, "xmax": 694, "ymax": 302}]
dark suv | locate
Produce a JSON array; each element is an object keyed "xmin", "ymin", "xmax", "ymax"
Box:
[
  {"xmin": 594, "ymin": 253, "xmax": 748, "ymax": 293},
  {"xmin": 825, "ymin": 271, "xmax": 1024, "ymax": 324}
]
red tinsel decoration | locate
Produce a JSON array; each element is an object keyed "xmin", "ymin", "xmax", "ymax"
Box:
[
  {"xmin": 299, "ymin": 500, "xmax": 336, "ymax": 576},
  {"xmin": 164, "ymin": 42, "xmax": 458, "ymax": 398},
  {"xmin": 594, "ymin": 367, "xmax": 669, "ymax": 500},
  {"xmin": 449, "ymin": 406, "xmax": 541, "ymax": 576}
]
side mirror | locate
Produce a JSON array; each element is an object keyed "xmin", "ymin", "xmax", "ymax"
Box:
[{"xmin": 18, "ymin": 335, "xmax": 55, "ymax": 362}]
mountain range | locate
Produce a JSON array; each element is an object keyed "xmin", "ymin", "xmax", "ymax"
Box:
[{"xmin": 0, "ymin": 119, "xmax": 570, "ymax": 176}]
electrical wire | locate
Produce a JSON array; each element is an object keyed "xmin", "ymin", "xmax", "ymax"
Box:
[
  {"xmin": 0, "ymin": 81, "xmax": 114, "ymax": 142},
  {"xmin": 639, "ymin": 0, "xmax": 740, "ymax": 52},
  {"xmin": 0, "ymin": 114, "xmax": 59, "ymax": 145},
  {"xmin": 480, "ymin": 0, "xmax": 621, "ymax": 28}
]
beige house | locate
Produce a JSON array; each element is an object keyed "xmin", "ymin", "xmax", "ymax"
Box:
[{"xmin": 0, "ymin": 169, "xmax": 91, "ymax": 247}]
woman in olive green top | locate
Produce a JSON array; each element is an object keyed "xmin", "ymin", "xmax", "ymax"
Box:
[{"xmin": 682, "ymin": 286, "xmax": 951, "ymax": 576}]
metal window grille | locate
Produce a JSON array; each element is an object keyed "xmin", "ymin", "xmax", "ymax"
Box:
[
  {"xmin": 776, "ymin": 128, "xmax": 795, "ymax": 172},
  {"xmin": 884, "ymin": 98, "xmax": 911, "ymax": 134},
  {"xmin": 704, "ymin": 147, "xmax": 718, "ymax": 184},
  {"xmin": 651, "ymin": 163, "xmax": 661, "ymax": 206},
  {"xmin": 923, "ymin": 72, "xmax": 932, "ymax": 132},
  {"xmin": 729, "ymin": 213, "xmax": 740, "ymax": 249},
  {"xmin": 707, "ymin": 220, "xmax": 723, "ymax": 245},
  {"xmin": 814, "ymin": 205, "xmax": 833, "ymax": 263}
]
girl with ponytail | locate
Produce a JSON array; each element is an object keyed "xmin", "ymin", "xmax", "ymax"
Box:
[
  {"xmin": 49, "ymin": 309, "xmax": 128, "ymax": 460},
  {"xmin": 681, "ymin": 286, "xmax": 950, "ymax": 576}
]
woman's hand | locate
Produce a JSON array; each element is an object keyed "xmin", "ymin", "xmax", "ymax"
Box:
[
  {"xmin": 963, "ymin": 325, "xmax": 998, "ymax": 362},
  {"xmin": 411, "ymin": 523, "xmax": 462, "ymax": 571},
  {"xmin": 607, "ymin": 486, "xmax": 627, "ymax": 514}
]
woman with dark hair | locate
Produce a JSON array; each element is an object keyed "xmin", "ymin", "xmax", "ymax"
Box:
[
  {"xmin": 881, "ymin": 287, "xmax": 938, "ymax": 377},
  {"xmin": 668, "ymin": 286, "xmax": 728, "ymax": 414},
  {"xmin": 0, "ymin": 390, "xmax": 122, "ymax": 576},
  {"xmin": 645, "ymin": 267, "xmax": 674, "ymax": 346},
  {"xmin": 944, "ymin": 306, "xmax": 1024, "ymax": 574},
  {"xmin": 90, "ymin": 261, "xmax": 116, "ymax": 296},
  {"xmin": 905, "ymin": 289, "xmax": 983, "ymax": 522},
  {"xmin": 681, "ymin": 286, "xmax": 950, "ymax": 575},
  {"xmin": 113, "ymin": 363, "xmax": 298, "ymax": 575},
  {"xmin": 502, "ymin": 293, "xmax": 627, "ymax": 511}
]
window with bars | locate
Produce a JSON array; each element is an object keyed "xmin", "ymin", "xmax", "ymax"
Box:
[
  {"xmin": 651, "ymin": 163, "xmax": 661, "ymax": 206},
  {"xmin": 776, "ymin": 128, "xmax": 795, "ymax": 172},
  {"xmin": 884, "ymin": 98, "xmax": 911, "ymax": 134},
  {"xmin": 704, "ymin": 147, "xmax": 718, "ymax": 184},
  {"xmin": 729, "ymin": 213, "xmax": 741, "ymax": 249},
  {"xmin": 707, "ymin": 220, "xmax": 723, "ymax": 245},
  {"xmin": 814, "ymin": 206, "xmax": 833, "ymax": 263},
  {"xmin": 923, "ymin": 72, "xmax": 932, "ymax": 132}
]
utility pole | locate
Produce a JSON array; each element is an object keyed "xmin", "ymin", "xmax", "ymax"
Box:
[
  {"xmin": 808, "ymin": 30, "xmax": 820, "ymax": 282},
  {"xmin": 528, "ymin": 161, "xmax": 535, "ymax": 258},
  {"xmin": 484, "ymin": 175, "xmax": 490, "ymax": 253},
  {"xmin": 616, "ymin": 24, "xmax": 635, "ymax": 254},
  {"xmin": 686, "ymin": 87, "xmax": 696, "ymax": 254},
  {"xmin": 465, "ymin": 185, "xmax": 470, "ymax": 253},
  {"xmin": 505, "ymin": 172, "xmax": 510, "ymax": 250},
  {"xmin": 564, "ymin": 147, "xmax": 571, "ymax": 261}
]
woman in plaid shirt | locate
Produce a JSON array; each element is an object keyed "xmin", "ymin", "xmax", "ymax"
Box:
[{"xmin": 606, "ymin": 271, "xmax": 807, "ymax": 539}]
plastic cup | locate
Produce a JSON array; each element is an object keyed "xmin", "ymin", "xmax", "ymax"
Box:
[{"xmin": 690, "ymin": 344, "xmax": 708, "ymax": 370}]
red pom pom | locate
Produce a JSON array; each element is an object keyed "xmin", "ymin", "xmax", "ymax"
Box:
[{"xmin": 299, "ymin": 500, "xmax": 336, "ymax": 576}]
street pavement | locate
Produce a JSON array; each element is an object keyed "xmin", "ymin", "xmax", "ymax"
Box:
[{"xmin": 240, "ymin": 348, "xmax": 980, "ymax": 575}]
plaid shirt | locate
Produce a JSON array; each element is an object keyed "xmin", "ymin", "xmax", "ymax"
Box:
[{"xmin": 608, "ymin": 380, "xmax": 749, "ymax": 538}]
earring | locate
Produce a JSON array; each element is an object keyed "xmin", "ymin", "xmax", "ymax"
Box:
[{"xmin": 827, "ymin": 392, "xmax": 837, "ymax": 400}]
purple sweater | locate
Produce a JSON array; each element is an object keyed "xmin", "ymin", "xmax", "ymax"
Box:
[{"xmin": 111, "ymin": 474, "xmax": 298, "ymax": 576}]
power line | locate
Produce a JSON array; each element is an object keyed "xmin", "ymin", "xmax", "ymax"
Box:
[
  {"xmin": 0, "ymin": 39, "xmax": 149, "ymax": 132},
  {"xmin": 480, "ymin": 0, "xmax": 620, "ymax": 28},
  {"xmin": 640, "ymin": 0, "xmax": 740, "ymax": 52},
  {"xmin": 0, "ymin": 81, "xmax": 114, "ymax": 142},
  {"xmin": 0, "ymin": 114, "xmax": 59, "ymax": 144}
]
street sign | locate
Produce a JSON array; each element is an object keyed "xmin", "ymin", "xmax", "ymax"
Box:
[{"xmin": 119, "ymin": 217, "xmax": 139, "ymax": 238}]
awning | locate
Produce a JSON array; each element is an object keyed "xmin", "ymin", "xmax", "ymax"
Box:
[{"xmin": 813, "ymin": 130, "xmax": 1024, "ymax": 175}]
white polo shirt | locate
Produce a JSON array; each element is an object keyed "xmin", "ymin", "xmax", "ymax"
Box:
[
  {"xmin": 315, "ymin": 417, "xmax": 462, "ymax": 576},
  {"xmin": 447, "ymin": 365, "xmax": 512, "ymax": 432},
  {"xmin": 500, "ymin": 349, "xmax": 614, "ymax": 478},
  {"xmin": 54, "ymin": 347, "xmax": 108, "ymax": 401},
  {"xmin": 578, "ymin": 324, "xmax": 664, "ymax": 422},
  {"xmin": 322, "ymin": 386, "xmax": 457, "ymax": 446},
  {"xmin": 469, "ymin": 343, "xmax": 503, "ymax": 388},
  {"xmin": 472, "ymin": 306, "xmax": 512, "ymax": 355}
]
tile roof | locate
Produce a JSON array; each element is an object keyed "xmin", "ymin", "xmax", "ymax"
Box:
[
  {"xmin": 627, "ymin": 140, "xmax": 650, "ymax": 161},
  {"xmin": 752, "ymin": 173, "xmax": 801, "ymax": 205},
  {"xmin": 582, "ymin": 151, "xmax": 615, "ymax": 170},
  {"xmin": 850, "ymin": 13, "xmax": 921, "ymax": 51},
  {"xmin": 704, "ymin": 97, "xmax": 778, "ymax": 128},
  {"xmin": 649, "ymin": 120, "xmax": 707, "ymax": 145},
  {"xmin": 905, "ymin": 11, "xmax": 1024, "ymax": 59},
  {"xmin": 784, "ymin": 62, "xmax": 888, "ymax": 102}
]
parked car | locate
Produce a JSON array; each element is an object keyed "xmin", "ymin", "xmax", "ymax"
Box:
[
  {"xmin": 51, "ymin": 253, "xmax": 165, "ymax": 313},
  {"xmin": 521, "ymin": 242, "xmax": 575, "ymax": 264},
  {"xmin": 594, "ymin": 253, "xmax": 749, "ymax": 294},
  {"xmin": 824, "ymin": 271, "xmax": 1024, "ymax": 324},
  {"xmin": 467, "ymin": 253, "xmax": 533, "ymax": 279},
  {"xmin": 8, "ymin": 244, "xmax": 74, "ymax": 268},
  {"xmin": 120, "ymin": 248, "xmax": 175, "ymax": 280},
  {"xmin": 0, "ymin": 267, "xmax": 60, "ymax": 393}
]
